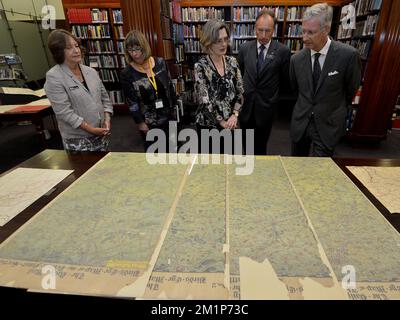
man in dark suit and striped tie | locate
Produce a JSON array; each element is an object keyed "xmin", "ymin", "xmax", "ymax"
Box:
[
  {"xmin": 238, "ymin": 10, "xmax": 291, "ymax": 155},
  {"xmin": 290, "ymin": 3, "xmax": 361, "ymax": 157}
]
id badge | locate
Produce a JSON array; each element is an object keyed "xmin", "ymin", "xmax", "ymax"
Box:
[{"xmin": 155, "ymin": 99, "xmax": 164, "ymax": 109}]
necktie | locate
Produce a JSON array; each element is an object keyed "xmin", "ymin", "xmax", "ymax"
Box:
[
  {"xmin": 313, "ymin": 52, "xmax": 321, "ymax": 92},
  {"xmin": 257, "ymin": 45, "xmax": 265, "ymax": 73}
]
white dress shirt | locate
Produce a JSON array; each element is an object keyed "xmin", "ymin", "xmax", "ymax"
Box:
[{"xmin": 311, "ymin": 37, "xmax": 332, "ymax": 71}]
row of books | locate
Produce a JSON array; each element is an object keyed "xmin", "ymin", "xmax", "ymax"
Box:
[
  {"xmin": 119, "ymin": 56, "xmax": 127, "ymax": 68},
  {"xmin": 98, "ymin": 69, "xmax": 119, "ymax": 83},
  {"xmin": 175, "ymin": 45, "xmax": 185, "ymax": 63},
  {"xmin": 87, "ymin": 55, "xmax": 119, "ymax": 68},
  {"xmin": 161, "ymin": 16, "xmax": 172, "ymax": 39},
  {"xmin": 233, "ymin": 6, "xmax": 285, "ymax": 22},
  {"xmin": 171, "ymin": 0, "xmax": 182, "ymax": 23},
  {"xmin": 231, "ymin": 39, "xmax": 247, "ymax": 54},
  {"xmin": 353, "ymin": 15, "xmax": 379, "ymax": 37},
  {"xmin": 286, "ymin": 6, "xmax": 306, "ymax": 21},
  {"xmin": 233, "ymin": 23, "xmax": 278, "ymax": 38},
  {"xmin": 160, "ymin": 0, "xmax": 172, "ymax": 18},
  {"xmin": 114, "ymin": 26, "xmax": 125, "ymax": 39},
  {"xmin": 87, "ymin": 40, "xmax": 114, "ymax": 54},
  {"xmin": 285, "ymin": 23, "xmax": 302, "ymax": 37},
  {"xmin": 173, "ymin": 24, "xmax": 184, "ymax": 44},
  {"xmin": 67, "ymin": 8, "xmax": 109, "ymax": 24},
  {"xmin": 284, "ymin": 39, "xmax": 303, "ymax": 52},
  {"xmin": 72, "ymin": 25, "xmax": 111, "ymax": 39},
  {"xmin": 350, "ymin": 39, "xmax": 372, "ymax": 59},
  {"xmin": 337, "ymin": 24, "xmax": 353, "ymax": 40},
  {"xmin": 117, "ymin": 41, "xmax": 125, "ymax": 54},
  {"xmin": 112, "ymin": 9, "xmax": 123, "ymax": 24},
  {"xmin": 182, "ymin": 7, "xmax": 225, "ymax": 22},
  {"xmin": 163, "ymin": 40, "xmax": 175, "ymax": 60},
  {"xmin": 108, "ymin": 90, "xmax": 124, "ymax": 105},
  {"xmin": 184, "ymin": 39, "xmax": 201, "ymax": 53},
  {"xmin": 355, "ymin": 0, "xmax": 382, "ymax": 16},
  {"xmin": 183, "ymin": 24, "xmax": 202, "ymax": 38},
  {"xmin": 160, "ymin": 0, "xmax": 182, "ymax": 23}
]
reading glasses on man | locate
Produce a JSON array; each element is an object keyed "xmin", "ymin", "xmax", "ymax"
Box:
[{"xmin": 127, "ymin": 47, "xmax": 142, "ymax": 53}]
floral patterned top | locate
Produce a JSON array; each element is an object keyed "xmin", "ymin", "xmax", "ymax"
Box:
[{"xmin": 194, "ymin": 55, "xmax": 244, "ymax": 128}]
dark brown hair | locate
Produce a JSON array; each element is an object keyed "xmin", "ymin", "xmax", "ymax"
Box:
[{"xmin": 47, "ymin": 29, "xmax": 81, "ymax": 64}]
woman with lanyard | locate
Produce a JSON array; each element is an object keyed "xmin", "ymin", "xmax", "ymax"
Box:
[
  {"xmin": 120, "ymin": 30, "xmax": 175, "ymax": 151},
  {"xmin": 194, "ymin": 20, "xmax": 244, "ymax": 154}
]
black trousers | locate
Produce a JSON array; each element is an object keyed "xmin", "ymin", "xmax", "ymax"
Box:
[
  {"xmin": 291, "ymin": 116, "xmax": 334, "ymax": 157},
  {"xmin": 240, "ymin": 106, "xmax": 274, "ymax": 156}
]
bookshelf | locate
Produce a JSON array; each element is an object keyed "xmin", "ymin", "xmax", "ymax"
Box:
[
  {"xmin": 335, "ymin": 0, "xmax": 400, "ymax": 142},
  {"xmin": 0, "ymin": 54, "xmax": 26, "ymax": 85},
  {"xmin": 336, "ymin": 0, "xmax": 383, "ymax": 132},
  {"xmin": 179, "ymin": 2, "xmax": 342, "ymax": 83},
  {"xmin": 62, "ymin": 1, "xmax": 126, "ymax": 109}
]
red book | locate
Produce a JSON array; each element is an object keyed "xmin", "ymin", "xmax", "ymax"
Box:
[{"xmin": 6, "ymin": 105, "xmax": 50, "ymax": 113}]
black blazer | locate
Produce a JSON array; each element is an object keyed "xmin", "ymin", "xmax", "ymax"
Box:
[
  {"xmin": 290, "ymin": 40, "xmax": 362, "ymax": 148},
  {"xmin": 237, "ymin": 39, "xmax": 291, "ymax": 126}
]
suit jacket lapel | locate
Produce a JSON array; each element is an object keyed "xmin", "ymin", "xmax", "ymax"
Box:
[
  {"xmin": 259, "ymin": 40, "xmax": 277, "ymax": 77},
  {"xmin": 60, "ymin": 63, "xmax": 90, "ymax": 94},
  {"xmin": 315, "ymin": 41, "xmax": 338, "ymax": 95},
  {"xmin": 248, "ymin": 40, "xmax": 258, "ymax": 79}
]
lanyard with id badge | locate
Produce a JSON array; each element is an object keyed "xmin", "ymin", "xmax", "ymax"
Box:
[{"xmin": 147, "ymin": 60, "xmax": 163, "ymax": 109}]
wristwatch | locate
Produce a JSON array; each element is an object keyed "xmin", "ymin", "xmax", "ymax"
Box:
[{"xmin": 233, "ymin": 110, "xmax": 239, "ymax": 117}]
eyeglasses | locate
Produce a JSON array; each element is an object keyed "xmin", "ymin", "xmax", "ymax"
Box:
[
  {"xmin": 215, "ymin": 37, "xmax": 230, "ymax": 45},
  {"xmin": 127, "ymin": 47, "xmax": 142, "ymax": 53}
]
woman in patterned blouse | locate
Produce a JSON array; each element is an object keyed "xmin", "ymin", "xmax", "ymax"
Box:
[
  {"xmin": 120, "ymin": 30, "xmax": 175, "ymax": 151},
  {"xmin": 195, "ymin": 20, "xmax": 244, "ymax": 154}
]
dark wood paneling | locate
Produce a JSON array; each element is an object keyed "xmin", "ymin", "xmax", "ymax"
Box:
[
  {"xmin": 351, "ymin": 0, "xmax": 400, "ymax": 141},
  {"xmin": 121, "ymin": 0, "xmax": 161, "ymax": 56}
]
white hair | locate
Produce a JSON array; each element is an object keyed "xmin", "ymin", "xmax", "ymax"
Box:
[{"xmin": 303, "ymin": 3, "xmax": 333, "ymax": 30}]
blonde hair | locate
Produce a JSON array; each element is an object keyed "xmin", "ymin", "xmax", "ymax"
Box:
[
  {"xmin": 200, "ymin": 19, "xmax": 230, "ymax": 54},
  {"xmin": 124, "ymin": 30, "xmax": 152, "ymax": 63}
]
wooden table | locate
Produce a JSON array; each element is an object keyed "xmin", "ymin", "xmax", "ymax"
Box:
[{"xmin": 0, "ymin": 105, "xmax": 56, "ymax": 149}]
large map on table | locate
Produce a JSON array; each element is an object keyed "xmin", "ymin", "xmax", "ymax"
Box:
[{"xmin": 0, "ymin": 153, "xmax": 399, "ymax": 300}]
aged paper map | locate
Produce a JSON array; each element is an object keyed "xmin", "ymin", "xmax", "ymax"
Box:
[
  {"xmin": 347, "ymin": 166, "xmax": 400, "ymax": 214},
  {"xmin": 0, "ymin": 168, "xmax": 73, "ymax": 226},
  {"xmin": 0, "ymin": 154, "xmax": 399, "ymax": 300}
]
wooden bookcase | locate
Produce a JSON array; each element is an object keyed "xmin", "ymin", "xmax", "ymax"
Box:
[
  {"xmin": 62, "ymin": 0, "xmax": 126, "ymax": 109},
  {"xmin": 179, "ymin": 1, "xmax": 342, "ymax": 77},
  {"xmin": 338, "ymin": 0, "xmax": 400, "ymax": 142}
]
